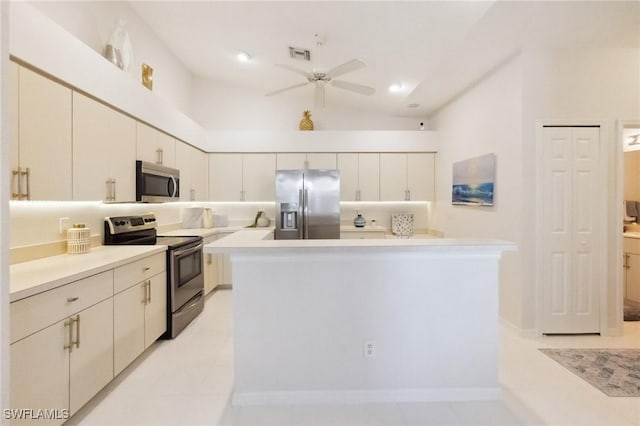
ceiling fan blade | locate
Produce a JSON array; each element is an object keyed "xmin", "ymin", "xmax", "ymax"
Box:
[
  {"xmin": 275, "ymin": 63, "xmax": 314, "ymax": 80},
  {"xmin": 324, "ymin": 59, "xmax": 366, "ymax": 79},
  {"xmin": 265, "ymin": 82, "xmax": 309, "ymax": 97},
  {"xmin": 331, "ymin": 80, "xmax": 376, "ymax": 96},
  {"xmin": 315, "ymin": 81, "xmax": 325, "ymax": 108}
]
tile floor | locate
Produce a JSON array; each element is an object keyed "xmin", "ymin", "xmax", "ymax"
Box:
[{"xmin": 69, "ymin": 289, "xmax": 640, "ymax": 426}]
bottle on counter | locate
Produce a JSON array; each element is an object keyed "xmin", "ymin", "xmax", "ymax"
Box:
[{"xmin": 353, "ymin": 210, "xmax": 366, "ymax": 228}]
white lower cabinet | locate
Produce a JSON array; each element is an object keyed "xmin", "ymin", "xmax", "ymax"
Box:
[
  {"xmin": 10, "ymin": 252, "xmax": 166, "ymax": 423},
  {"xmin": 69, "ymin": 298, "xmax": 114, "ymax": 414},
  {"xmin": 10, "ymin": 271, "xmax": 113, "ymax": 424},
  {"xmin": 203, "ymin": 235, "xmax": 220, "ymax": 295},
  {"xmin": 113, "ymin": 254, "xmax": 166, "ymax": 375}
]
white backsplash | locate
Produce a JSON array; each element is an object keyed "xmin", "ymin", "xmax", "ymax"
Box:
[{"xmin": 10, "ymin": 200, "xmax": 432, "ymax": 248}]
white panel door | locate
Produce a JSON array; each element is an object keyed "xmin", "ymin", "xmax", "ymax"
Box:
[
  {"xmin": 626, "ymin": 253, "xmax": 640, "ymax": 303},
  {"xmin": 407, "ymin": 153, "xmax": 435, "ymax": 201},
  {"xmin": 243, "ymin": 153, "xmax": 276, "ymax": 201},
  {"xmin": 359, "ymin": 153, "xmax": 380, "ymax": 201},
  {"xmin": 380, "ymin": 153, "xmax": 407, "ymax": 201},
  {"xmin": 209, "ymin": 153, "xmax": 243, "ymax": 201},
  {"xmin": 542, "ymin": 126, "xmax": 601, "ymax": 334},
  {"xmin": 337, "ymin": 153, "xmax": 358, "ymax": 201},
  {"xmin": 307, "ymin": 153, "xmax": 337, "ymax": 169}
]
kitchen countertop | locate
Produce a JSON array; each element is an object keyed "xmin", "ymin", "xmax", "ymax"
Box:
[
  {"xmin": 10, "ymin": 245, "xmax": 166, "ymax": 302},
  {"xmin": 205, "ymin": 229, "xmax": 515, "ymax": 254},
  {"xmin": 624, "ymin": 232, "xmax": 640, "ymax": 239},
  {"xmin": 340, "ymin": 225, "xmax": 387, "ymax": 232},
  {"xmin": 160, "ymin": 226, "xmax": 273, "ymax": 238}
]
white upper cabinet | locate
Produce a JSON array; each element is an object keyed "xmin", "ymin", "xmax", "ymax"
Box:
[
  {"xmin": 380, "ymin": 153, "xmax": 407, "ymax": 201},
  {"xmin": 337, "ymin": 153, "xmax": 379, "ymax": 201},
  {"xmin": 337, "ymin": 153, "xmax": 358, "ymax": 201},
  {"xmin": 136, "ymin": 122, "xmax": 176, "ymax": 167},
  {"xmin": 209, "ymin": 153, "xmax": 275, "ymax": 201},
  {"xmin": 12, "ymin": 64, "xmax": 73, "ymax": 201},
  {"xmin": 276, "ymin": 153, "xmax": 306, "ymax": 170},
  {"xmin": 176, "ymin": 142, "xmax": 208, "ymax": 201},
  {"xmin": 73, "ymin": 92, "xmax": 136, "ymax": 201},
  {"xmin": 307, "ymin": 153, "xmax": 337, "ymax": 169},
  {"xmin": 380, "ymin": 153, "xmax": 434, "ymax": 201},
  {"xmin": 276, "ymin": 153, "xmax": 337, "ymax": 170},
  {"xmin": 243, "ymin": 154, "xmax": 276, "ymax": 201},
  {"xmin": 357, "ymin": 153, "xmax": 380, "ymax": 201},
  {"xmin": 209, "ymin": 153, "xmax": 243, "ymax": 201},
  {"xmin": 407, "ymin": 153, "xmax": 435, "ymax": 201}
]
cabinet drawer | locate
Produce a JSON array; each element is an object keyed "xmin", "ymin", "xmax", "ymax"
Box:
[
  {"xmin": 114, "ymin": 252, "xmax": 166, "ymax": 294},
  {"xmin": 11, "ymin": 270, "xmax": 113, "ymax": 344}
]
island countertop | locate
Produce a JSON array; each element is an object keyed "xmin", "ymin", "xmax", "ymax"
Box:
[{"xmin": 203, "ymin": 229, "xmax": 516, "ymax": 253}]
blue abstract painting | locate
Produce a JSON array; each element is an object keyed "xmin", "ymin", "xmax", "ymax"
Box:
[{"xmin": 452, "ymin": 153, "xmax": 496, "ymax": 206}]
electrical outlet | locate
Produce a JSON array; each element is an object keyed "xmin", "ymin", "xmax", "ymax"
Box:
[
  {"xmin": 59, "ymin": 217, "xmax": 70, "ymax": 234},
  {"xmin": 364, "ymin": 340, "xmax": 376, "ymax": 358}
]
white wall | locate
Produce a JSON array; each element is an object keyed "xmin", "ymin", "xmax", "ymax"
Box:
[
  {"xmin": 429, "ymin": 55, "xmax": 524, "ymax": 328},
  {"xmin": 29, "ymin": 1, "xmax": 193, "ymax": 117},
  {"xmin": 521, "ymin": 48, "xmax": 640, "ymax": 333},
  {"xmin": 191, "ymin": 76, "xmax": 424, "ymax": 131}
]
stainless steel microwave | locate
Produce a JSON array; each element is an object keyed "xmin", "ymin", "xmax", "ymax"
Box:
[{"xmin": 136, "ymin": 160, "xmax": 180, "ymax": 202}]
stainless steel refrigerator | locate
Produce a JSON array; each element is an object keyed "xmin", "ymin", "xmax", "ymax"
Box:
[{"xmin": 275, "ymin": 169, "xmax": 340, "ymax": 240}]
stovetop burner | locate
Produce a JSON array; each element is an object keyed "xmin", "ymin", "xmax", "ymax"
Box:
[{"xmin": 103, "ymin": 214, "xmax": 201, "ymax": 248}]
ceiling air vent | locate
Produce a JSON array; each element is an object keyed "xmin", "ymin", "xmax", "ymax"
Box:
[{"xmin": 289, "ymin": 46, "xmax": 311, "ymax": 61}]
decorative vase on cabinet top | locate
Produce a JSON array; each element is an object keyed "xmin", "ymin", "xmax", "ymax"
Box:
[{"xmin": 354, "ymin": 212, "xmax": 366, "ymax": 228}]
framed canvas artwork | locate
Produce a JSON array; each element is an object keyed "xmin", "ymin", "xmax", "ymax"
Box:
[{"xmin": 452, "ymin": 153, "xmax": 496, "ymax": 206}]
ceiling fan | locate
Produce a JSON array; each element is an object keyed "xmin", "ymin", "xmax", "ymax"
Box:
[{"xmin": 265, "ymin": 58, "xmax": 376, "ymax": 107}]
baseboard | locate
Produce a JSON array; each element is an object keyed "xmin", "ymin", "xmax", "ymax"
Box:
[
  {"xmin": 232, "ymin": 387, "xmax": 503, "ymax": 406},
  {"xmin": 499, "ymin": 317, "xmax": 539, "ymax": 337}
]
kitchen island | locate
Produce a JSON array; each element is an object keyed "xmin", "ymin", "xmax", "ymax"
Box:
[{"xmin": 205, "ymin": 230, "xmax": 516, "ymax": 406}]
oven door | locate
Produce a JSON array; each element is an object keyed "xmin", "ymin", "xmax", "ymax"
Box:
[{"xmin": 170, "ymin": 242, "xmax": 204, "ymax": 311}]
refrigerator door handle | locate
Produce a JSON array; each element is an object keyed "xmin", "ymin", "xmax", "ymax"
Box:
[
  {"xmin": 298, "ymin": 189, "xmax": 305, "ymax": 239},
  {"xmin": 303, "ymin": 189, "xmax": 310, "ymax": 239}
]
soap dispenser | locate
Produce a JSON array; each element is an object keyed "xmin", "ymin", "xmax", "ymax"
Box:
[{"xmin": 353, "ymin": 209, "xmax": 366, "ymax": 228}]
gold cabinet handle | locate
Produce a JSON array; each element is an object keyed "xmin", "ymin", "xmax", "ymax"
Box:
[
  {"xmin": 75, "ymin": 315, "xmax": 80, "ymax": 349},
  {"xmin": 67, "ymin": 296, "xmax": 79, "ymax": 302},
  {"xmin": 22, "ymin": 168, "xmax": 30, "ymax": 200},
  {"xmin": 143, "ymin": 266, "xmax": 151, "ymax": 272},
  {"xmin": 147, "ymin": 280, "xmax": 152, "ymax": 304},
  {"xmin": 156, "ymin": 148, "xmax": 163, "ymax": 165},
  {"xmin": 64, "ymin": 317, "xmax": 74, "ymax": 352},
  {"xmin": 12, "ymin": 168, "xmax": 21, "ymax": 199}
]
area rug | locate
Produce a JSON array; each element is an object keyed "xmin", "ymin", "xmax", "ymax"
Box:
[
  {"xmin": 539, "ymin": 348, "xmax": 640, "ymax": 397},
  {"xmin": 624, "ymin": 299, "xmax": 640, "ymax": 321}
]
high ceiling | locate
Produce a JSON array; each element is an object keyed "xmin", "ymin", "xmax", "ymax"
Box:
[{"xmin": 129, "ymin": 1, "xmax": 640, "ymax": 118}]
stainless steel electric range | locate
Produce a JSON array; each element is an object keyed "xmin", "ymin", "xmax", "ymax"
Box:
[{"xmin": 104, "ymin": 214, "xmax": 204, "ymax": 338}]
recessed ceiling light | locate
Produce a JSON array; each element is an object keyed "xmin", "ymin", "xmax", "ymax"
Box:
[
  {"xmin": 388, "ymin": 83, "xmax": 403, "ymax": 93},
  {"xmin": 236, "ymin": 51, "xmax": 251, "ymax": 63}
]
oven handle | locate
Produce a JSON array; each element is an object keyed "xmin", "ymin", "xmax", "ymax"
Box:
[
  {"xmin": 174, "ymin": 292, "xmax": 204, "ymax": 316},
  {"xmin": 171, "ymin": 243, "xmax": 203, "ymax": 258}
]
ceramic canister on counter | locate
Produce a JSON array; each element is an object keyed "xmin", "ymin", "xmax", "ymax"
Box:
[
  {"xmin": 391, "ymin": 213, "xmax": 414, "ymax": 237},
  {"xmin": 67, "ymin": 224, "xmax": 91, "ymax": 254},
  {"xmin": 182, "ymin": 207, "xmax": 204, "ymax": 228},
  {"xmin": 202, "ymin": 208, "xmax": 214, "ymax": 228}
]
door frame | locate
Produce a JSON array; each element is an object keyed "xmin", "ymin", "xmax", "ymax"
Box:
[
  {"xmin": 535, "ymin": 119, "xmax": 611, "ymax": 335},
  {"xmin": 617, "ymin": 119, "xmax": 640, "ymax": 333}
]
